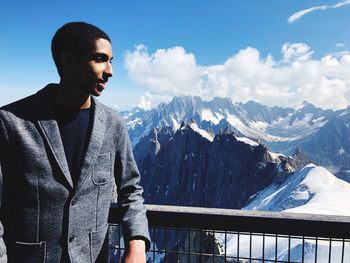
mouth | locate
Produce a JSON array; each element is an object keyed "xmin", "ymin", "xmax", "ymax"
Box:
[{"xmin": 96, "ymin": 80, "xmax": 107, "ymax": 91}]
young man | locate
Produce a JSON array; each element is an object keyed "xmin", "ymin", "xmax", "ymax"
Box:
[{"xmin": 0, "ymin": 22, "xmax": 150, "ymax": 262}]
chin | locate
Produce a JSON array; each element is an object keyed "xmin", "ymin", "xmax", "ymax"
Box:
[
  {"xmin": 91, "ymin": 93, "xmax": 102, "ymax": 97},
  {"xmin": 90, "ymin": 88, "xmax": 103, "ymax": 97}
]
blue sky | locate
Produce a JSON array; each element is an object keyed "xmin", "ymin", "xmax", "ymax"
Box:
[{"xmin": 1, "ymin": 1, "xmax": 350, "ymax": 109}]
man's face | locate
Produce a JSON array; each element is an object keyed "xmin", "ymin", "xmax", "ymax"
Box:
[{"xmin": 69, "ymin": 38, "xmax": 114, "ymax": 96}]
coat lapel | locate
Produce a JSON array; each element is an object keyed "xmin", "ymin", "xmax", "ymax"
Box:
[
  {"xmin": 35, "ymin": 86, "xmax": 74, "ymax": 189},
  {"xmin": 38, "ymin": 119, "xmax": 74, "ymax": 189},
  {"xmin": 75, "ymin": 99, "xmax": 107, "ymax": 191}
]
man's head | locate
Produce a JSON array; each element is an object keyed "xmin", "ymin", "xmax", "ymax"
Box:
[
  {"xmin": 51, "ymin": 22, "xmax": 113, "ymax": 97},
  {"xmin": 51, "ymin": 22, "xmax": 111, "ymax": 77}
]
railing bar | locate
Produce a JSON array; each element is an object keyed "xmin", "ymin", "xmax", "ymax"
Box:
[
  {"xmin": 212, "ymin": 229, "xmax": 215, "ymax": 262},
  {"xmin": 224, "ymin": 231, "xmax": 227, "ymax": 262},
  {"xmin": 237, "ymin": 231, "xmax": 240, "ymax": 261},
  {"xmin": 275, "ymin": 234, "xmax": 278, "ymax": 263},
  {"xmin": 341, "ymin": 238, "xmax": 345, "ymax": 263},
  {"xmin": 152, "ymin": 227, "xmax": 155, "ymax": 263},
  {"xmin": 200, "ymin": 229, "xmax": 202, "ymax": 263},
  {"xmin": 287, "ymin": 235, "xmax": 291, "ymax": 263},
  {"xmin": 147, "ymin": 244, "xmax": 350, "ymax": 261},
  {"xmin": 249, "ymin": 232, "xmax": 252, "ymax": 261},
  {"xmin": 176, "ymin": 227, "xmax": 179, "ymax": 263},
  {"xmin": 315, "ymin": 236, "xmax": 318, "ymax": 263},
  {"xmin": 164, "ymin": 227, "xmax": 167, "ymax": 261},
  {"xmin": 328, "ymin": 238, "xmax": 332, "ymax": 263},
  {"xmin": 262, "ymin": 232, "xmax": 265, "ymax": 262},
  {"xmin": 186, "ymin": 251, "xmax": 225, "ymax": 257},
  {"xmin": 302, "ymin": 236, "xmax": 305, "ymax": 263},
  {"xmin": 188, "ymin": 229, "xmax": 191, "ymax": 263}
]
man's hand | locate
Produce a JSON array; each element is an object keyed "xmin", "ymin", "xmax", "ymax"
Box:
[{"xmin": 123, "ymin": 240, "xmax": 146, "ymax": 263}]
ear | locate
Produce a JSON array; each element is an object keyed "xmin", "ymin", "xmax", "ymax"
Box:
[
  {"xmin": 60, "ymin": 51, "xmax": 69, "ymax": 77},
  {"xmin": 60, "ymin": 51, "xmax": 79, "ymax": 74},
  {"xmin": 60, "ymin": 51, "xmax": 72, "ymax": 68}
]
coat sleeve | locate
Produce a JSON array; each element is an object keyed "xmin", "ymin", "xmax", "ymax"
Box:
[
  {"xmin": 114, "ymin": 120, "xmax": 151, "ymax": 251},
  {"xmin": 0, "ymin": 114, "xmax": 8, "ymax": 262}
]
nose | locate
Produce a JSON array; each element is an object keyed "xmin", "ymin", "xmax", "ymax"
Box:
[{"xmin": 104, "ymin": 62, "xmax": 113, "ymax": 77}]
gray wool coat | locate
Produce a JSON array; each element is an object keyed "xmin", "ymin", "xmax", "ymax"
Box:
[{"xmin": 0, "ymin": 84, "xmax": 150, "ymax": 262}]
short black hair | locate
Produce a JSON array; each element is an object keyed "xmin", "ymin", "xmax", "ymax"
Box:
[{"xmin": 51, "ymin": 22, "xmax": 111, "ymax": 77}]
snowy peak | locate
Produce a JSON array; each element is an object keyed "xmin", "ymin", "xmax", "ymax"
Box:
[
  {"xmin": 167, "ymin": 96, "xmax": 204, "ymax": 117},
  {"xmin": 299, "ymin": 111, "xmax": 350, "ymax": 172},
  {"xmin": 210, "ymin": 97, "xmax": 233, "ymax": 110},
  {"xmin": 123, "ymin": 96, "xmax": 334, "ymax": 148},
  {"xmin": 289, "ymin": 102, "xmax": 330, "ymax": 126},
  {"xmin": 200, "ymin": 108, "xmax": 223, "ymax": 125},
  {"xmin": 170, "ymin": 95, "xmax": 203, "ymax": 107},
  {"xmin": 235, "ymin": 136, "xmax": 259, "ymax": 147},
  {"xmin": 242, "ymin": 100, "xmax": 293, "ymax": 124},
  {"xmin": 244, "ymin": 164, "xmax": 350, "ymax": 216},
  {"xmin": 181, "ymin": 119, "xmax": 261, "ymax": 146},
  {"xmin": 122, "ymin": 95, "xmax": 349, "ymax": 171},
  {"xmin": 181, "ymin": 120, "xmax": 215, "ymax": 142}
]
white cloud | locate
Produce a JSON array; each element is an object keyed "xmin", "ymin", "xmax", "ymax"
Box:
[
  {"xmin": 124, "ymin": 43, "xmax": 350, "ymax": 110},
  {"xmin": 137, "ymin": 92, "xmax": 153, "ymax": 110},
  {"xmin": 288, "ymin": 0, "xmax": 350, "ymax": 24},
  {"xmin": 281, "ymin": 43, "xmax": 314, "ymax": 63},
  {"xmin": 333, "ymin": 0, "xmax": 350, "ymax": 8},
  {"xmin": 336, "ymin": 43, "xmax": 345, "ymax": 48},
  {"xmin": 288, "ymin": 5, "xmax": 328, "ymax": 24},
  {"xmin": 124, "ymin": 45, "xmax": 202, "ymax": 97}
]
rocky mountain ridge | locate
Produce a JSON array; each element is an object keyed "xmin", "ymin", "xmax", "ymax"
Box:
[
  {"xmin": 136, "ymin": 120, "xmax": 308, "ymax": 209},
  {"xmin": 123, "ymin": 96, "xmax": 349, "ymax": 173}
]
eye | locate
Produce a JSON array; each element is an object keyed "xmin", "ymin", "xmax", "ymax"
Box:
[
  {"xmin": 95, "ymin": 56, "xmax": 105, "ymax": 63},
  {"xmin": 93, "ymin": 54, "xmax": 108, "ymax": 63}
]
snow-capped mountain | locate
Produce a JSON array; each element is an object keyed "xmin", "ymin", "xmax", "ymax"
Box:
[
  {"xmin": 244, "ymin": 163, "xmax": 350, "ymax": 216},
  {"xmin": 298, "ymin": 106, "xmax": 350, "ymax": 173},
  {"xmin": 122, "ymin": 96, "xmax": 334, "ymax": 148},
  {"xmin": 122, "ymin": 96, "xmax": 350, "ymax": 171}
]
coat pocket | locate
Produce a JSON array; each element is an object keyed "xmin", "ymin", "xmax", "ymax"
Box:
[
  {"xmin": 89, "ymin": 225, "xmax": 108, "ymax": 263},
  {"xmin": 13, "ymin": 241, "xmax": 46, "ymax": 263},
  {"xmin": 92, "ymin": 153, "xmax": 112, "ymax": 185}
]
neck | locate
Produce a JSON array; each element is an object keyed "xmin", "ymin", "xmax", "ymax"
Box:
[{"xmin": 53, "ymin": 82, "xmax": 91, "ymax": 109}]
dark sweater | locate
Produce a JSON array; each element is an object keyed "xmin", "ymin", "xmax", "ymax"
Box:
[{"xmin": 55, "ymin": 104, "xmax": 92, "ymax": 186}]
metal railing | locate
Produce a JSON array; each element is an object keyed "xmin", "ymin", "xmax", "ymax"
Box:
[{"xmin": 108, "ymin": 204, "xmax": 350, "ymax": 262}]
